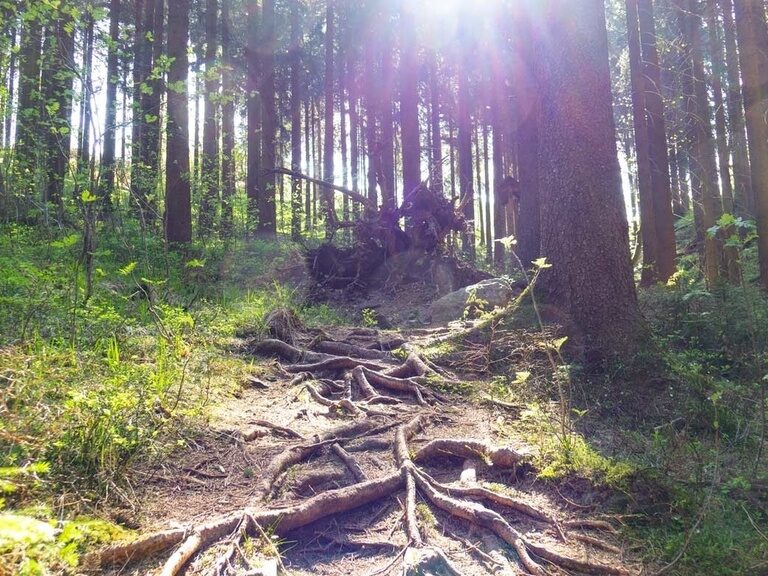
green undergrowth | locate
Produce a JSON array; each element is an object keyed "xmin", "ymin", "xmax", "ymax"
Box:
[
  {"xmin": 499, "ymin": 402, "xmax": 635, "ymax": 489},
  {"xmin": 0, "ymin": 222, "xmax": 341, "ymax": 573},
  {"xmin": 0, "ymin": 507, "xmax": 129, "ymax": 575}
]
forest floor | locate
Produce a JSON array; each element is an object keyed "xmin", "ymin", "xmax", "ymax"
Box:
[
  {"xmin": 94, "ymin": 288, "xmax": 641, "ymax": 576},
  {"xmin": 4, "ymin": 227, "xmax": 767, "ymax": 576}
]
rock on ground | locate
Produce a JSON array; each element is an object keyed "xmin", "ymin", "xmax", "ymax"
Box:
[{"xmin": 429, "ymin": 278, "xmax": 518, "ymax": 324}]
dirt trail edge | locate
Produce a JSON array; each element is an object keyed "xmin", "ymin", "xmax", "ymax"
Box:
[{"xmin": 87, "ymin": 324, "xmax": 637, "ymax": 576}]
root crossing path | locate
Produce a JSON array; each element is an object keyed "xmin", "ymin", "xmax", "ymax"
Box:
[{"xmin": 90, "ymin": 326, "xmax": 638, "ymax": 576}]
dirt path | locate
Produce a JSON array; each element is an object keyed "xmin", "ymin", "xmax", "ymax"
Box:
[{"xmin": 92, "ymin": 321, "xmax": 636, "ymax": 576}]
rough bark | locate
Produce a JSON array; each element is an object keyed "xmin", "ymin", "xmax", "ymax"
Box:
[
  {"xmin": 515, "ymin": 11, "xmax": 540, "ymax": 269},
  {"xmin": 428, "ymin": 50, "xmax": 444, "ymax": 196},
  {"xmin": 536, "ymin": 0, "xmax": 646, "ymax": 359},
  {"xmin": 720, "ymin": 0, "xmax": 754, "ymax": 217},
  {"xmin": 457, "ymin": 5, "xmax": 475, "ymax": 260},
  {"xmin": 165, "ymin": 0, "xmax": 192, "ymax": 244},
  {"xmin": 199, "ymin": 0, "xmax": 220, "ymax": 234},
  {"xmin": 400, "ymin": 0, "xmax": 421, "ymax": 203},
  {"xmin": 258, "ymin": 0, "xmax": 277, "ymax": 235},
  {"xmin": 323, "ymin": 0, "xmax": 336, "ymax": 236},
  {"xmin": 638, "ymin": 0, "xmax": 677, "ymax": 282},
  {"xmin": 98, "ymin": 0, "xmax": 120, "ymax": 211},
  {"xmin": 290, "ymin": 0, "xmax": 302, "ymax": 240},
  {"xmin": 220, "ymin": 0, "xmax": 235, "ymax": 238},
  {"xmin": 379, "ymin": 4, "xmax": 396, "ymax": 210},
  {"xmin": 627, "ymin": 0, "xmax": 660, "ymax": 285},
  {"xmin": 14, "ymin": 8, "xmax": 43, "ymax": 205},
  {"xmin": 246, "ymin": 1, "xmax": 261, "ymax": 233},
  {"xmin": 43, "ymin": 11, "xmax": 76, "ymax": 215},
  {"xmin": 734, "ymin": 0, "xmax": 768, "ymax": 289},
  {"xmin": 676, "ymin": 0, "xmax": 722, "ymax": 287}
]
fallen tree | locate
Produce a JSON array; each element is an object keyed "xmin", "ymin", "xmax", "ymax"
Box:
[{"xmin": 278, "ymin": 169, "xmax": 489, "ymax": 291}]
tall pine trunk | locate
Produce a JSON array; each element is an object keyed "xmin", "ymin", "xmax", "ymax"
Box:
[
  {"xmin": 400, "ymin": 1, "xmax": 420, "ymax": 203},
  {"xmin": 220, "ymin": 0, "xmax": 235, "ymax": 238},
  {"xmin": 536, "ymin": 0, "xmax": 645, "ymax": 359},
  {"xmin": 99, "ymin": 0, "xmax": 120, "ymax": 212},
  {"xmin": 515, "ymin": 12, "xmax": 540, "ymax": 269},
  {"xmin": 322, "ymin": 0, "xmax": 336, "ymax": 236},
  {"xmin": 290, "ymin": 0, "xmax": 302, "ymax": 240},
  {"xmin": 457, "ymin": 6, "xmax": 475, "ymax": 260},
  {"xmin": 676, "ymin": 0, "xmax": 722, "ymax": 287},
  {"xmin": 43, "ymin": 11, "xmax": 76, "ymax": 217},
  {"xmin": 199, "ymin": 0, "xmax": 220, "ymax": 234},
  {"xmin": 165, "ymin": 0, "xmax": 192, "ymax": 244},
  {"xmin": 638, "ymin": 0, "xmax": 677, "ymax": 281},
  {"xmin": 721, "ymin": 0, "xmax": 753, "ymax": 216},
  {"xmin": 428, "ymin": 51, "xmax": 443, "ymax": 196},
  {"xmin": 734, "ymin": 0, "xmax": 768, "ymax": 289},
  {"xmin": 627, "ymin": 0, "xmax": 659, "ymax": 285},
  {"xmin": 258, "ymin": 0, "xmax": 277, "ymax": 235},
  {"xmin": 246, "ymin": 1, "xmax": 261, "ymax": 234},
  {"xmin": 14, "ymin": 8, "xmax": 43, "ymax": 207}
]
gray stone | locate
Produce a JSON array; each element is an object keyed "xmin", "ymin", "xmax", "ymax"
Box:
[{"xmin": 429, "ymin": 278, "xmax": 515, "ymax": 324}]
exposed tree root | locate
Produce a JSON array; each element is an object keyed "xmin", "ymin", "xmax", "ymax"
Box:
[
  {"xmin": 312, "ymin": 339, "xmax": 389, "ymax": 360},
  {"xmin": 414, "ymin": 438, "xmax": 526, "ymax": 469},
  {"xmin": 91, "ymin": 330, "xmax": 636, "ymax": 576}
]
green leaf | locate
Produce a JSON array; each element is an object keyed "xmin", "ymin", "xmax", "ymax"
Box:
[
  {"xmin": 512, "ymin": 371, "xmax": 531, "ymax": 385},
  {"xmin": 551, "ymin": 336, "xmax": 568, "ymax": 352},
  {"xmin": 80, "ymin": 190, "xmax": 98, "ymax": 203},
  {"xmin": 717, "ymin": 213, "xmax": 736, "ymax": 227},
  {"xmin": 185, "ymin": 258, "xmax": 206, "ymax": 269},
  {"xmin": 0, "ymin": 514, "xmax": 55, "ymax": 548},
  {"xmin": 118, "ymin": 262, "xmax": 137, "ymax": 276}
]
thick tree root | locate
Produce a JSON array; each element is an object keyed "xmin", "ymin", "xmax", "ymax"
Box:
[{"xmin": 91, "ymin": 331, "xmax": 635, "ymax": 576}]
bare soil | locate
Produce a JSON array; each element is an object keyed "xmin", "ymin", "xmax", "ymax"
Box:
[{"xmin": 94, "ymin": 319, "xmax": 639, "ymax": 576}]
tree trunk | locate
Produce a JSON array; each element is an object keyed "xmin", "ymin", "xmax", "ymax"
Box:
[
  {"xmin": 290, "ymin": 0, "xmax": 302, "ymax": 240},
  {"xmin": 482, "ymin": 120, "xmax": 492, "ymax": 262},
  {"xmin": 707, "ymin": 0, "xmax": 741, "ymax": 283},
  {"xmin": 133, "ymin": 0, "xmax": 157, "ymax": 222},
  {"xmin": 428, "ymin": 50, "xmax": 443, "ymax": 196},
  {"xmin": 339, "ymin": 42, "xmax": 349, "ymax": 221},
  {"xmin": 457, "ymin": 6, "xmax": 475, "ymax": 260},
  {"xmin": 515, "ymin": 14, "xmax": 540, "ymax": 269},
  {"xmin": 474, "ymin": 121, "xmax": 485, "ymax": 249},
  {"xmin": 258, "ymin": 0, "xmax": 277, "ymax": 235},
  {"xmin": 734, "ymin": 0, "xmax": 768, "ymax": 289},
  {"xmin": 220, "ymin": 0, "xmax": 235, "ymax": 238},
  {"xmin": 379, "ymin": 8, "xmax": 395, "ymax": 210},
  {"xmin": 627, "ymin": 0, "xmax": 659, "ymax": 285},
  {"xmin": 246, "ymin": 1, "xmax": 261, "ymax": 234},
  {"xmin": 77, "ymin": 14, "xmax": 94, "ymax": 199},
  {"xmin": 638, "ymin": 0, "xmax": 677, "ymax": 282},
  {"xmin": 348, "ymin": 45, "xmax": 361, "ymax": 197},
  {"xmin": 43, "ymin": 12, "xmax": 76, "ymax": 216},
  {"xmin": 536, "ymin": 0, "xmax": 645, "ymax": 359},
  {"xmin": 676, "ymin": 0, "xmax": 722, "ymax": 287},
  {"xmin": 720, "ymin": 0, "xmax": 753, "ymax": 217},
  {"xmin": 99, "ymin": 0, "xmax": 120, "ymax": 212},
  {"xmin": 15, "ymin": 7, "xmax": 43, "ymax": 206},
  {"xmin": 365, "ymin": 28, "xmax": 379, "ymax": 207},
  {"xmin": 304, "ymin": 98, "xmax": 312, "ymax": 230},
  {"xmin": 400, "ymin": 0, "xmax": 421, "ymax": 203},
  {"xmin": 3, "ymin": 22, "xmax": 16, "ymax": 149},
  {"xmin": 199, "ymin": 0, "xmax": 220, "ymax": 234},
  {"xmin": 323, "ymin": 0, "xmax": 336, "ymax": 237},
  {"xmin": 165, "ymin": 0, "xmax": 192, "ymax": 244}
]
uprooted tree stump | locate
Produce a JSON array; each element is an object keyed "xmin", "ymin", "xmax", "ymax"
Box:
[
  {"xmin": 88, "ymin": 325, "xmax": 637, "ymax": 576},
  {"xmin": 285, "ymin": 171, "xmax": 490, "ymax": 292}
]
